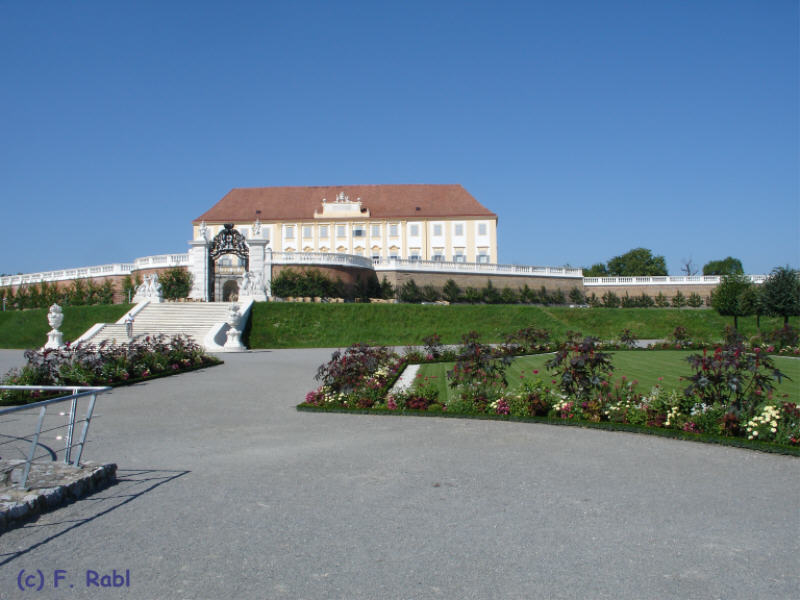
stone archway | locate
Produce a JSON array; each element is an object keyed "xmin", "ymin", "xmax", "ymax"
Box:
[
  {"xmin": 222, "ymin": 279, "xmax": 239, "ymax": 301},
  {"xmin": 208, "ymin": 224, "xmax": 249, "ymax": 301}
]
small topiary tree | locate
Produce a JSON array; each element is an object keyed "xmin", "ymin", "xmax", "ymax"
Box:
[
  {"xmin": 442, "ymin": 279, "xmax": 461, "ymax": 303},
  {"xmin": 671, "ymin": 290, "xmax": 687, "ymax": 308},
  {"xmin": 160, "ymin": 268, "xmax": 193, "ymax": 300}
]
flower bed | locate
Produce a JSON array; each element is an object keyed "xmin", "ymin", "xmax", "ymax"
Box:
[
  {"xmin": 1, "ymin": 334, "xmax": 221, "ymax": 406},
  {"xmin": 299, "ymin": 330, "xmax": 800, "ymax": 455}
]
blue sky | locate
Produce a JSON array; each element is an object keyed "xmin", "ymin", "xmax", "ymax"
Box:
[{"xmin": 1, "ymin": 0, "xmax": 797, "ymax": 275}]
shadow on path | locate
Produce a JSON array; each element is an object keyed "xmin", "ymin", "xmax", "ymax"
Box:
[{"xmin": 0, "ymin": 468, "xmax": 189, "ymax": 566}]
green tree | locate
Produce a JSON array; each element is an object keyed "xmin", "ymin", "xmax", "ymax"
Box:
[
  {"xmin": 399, "ymin": 279, "xmax": 422, "ymax": 303},
  {"xmin": 711, "ymin": 274, "xmax": 752, "ymax": 329},
  {"xmin": 738, "ymin": 285, "xmax": 764, "ymax": 328},
  {"xmin": 761, "ymin": 266, "xmax": 800, "ymax": 325},
  {"xmin": 583, "ymin": 263, "xmax": 609, "ymax": 277},
  {"xmin": 160, "ymin": 268, "xmax": 194, "ymax": 300},
  {"xmin": 568, "ymin": 287, "xmax": 585, "ymax": 305},
  {"xmin": 703, "ymin": 257, "xmax": 744, "ymax": 276},
  {"xmin": 442, "ymin": 279, "xmax": 461, "ymax": 303},
  {"xmin": 606, "ymin": 248, "xmax": 668, "ymax": 276},
  {"xmin": 379, "ymin": 276, "xmax": 395, "ymax": 299},
  {"xmin": 671, "ymin": 290, "xmax": 687, "ymax": 308}
]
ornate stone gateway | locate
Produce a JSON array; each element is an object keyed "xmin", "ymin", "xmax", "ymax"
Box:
[{"xmin": 208, "ymin": 224, "xmax": 249, "ymax": 302}]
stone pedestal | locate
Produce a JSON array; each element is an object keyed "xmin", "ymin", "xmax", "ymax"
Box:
[
  {"xmin": 221, "ymin": 304, "xmax": 246, "ymax": 352},
  {"xmin": 188, "ymin": 239, "xmax": 209, "ymax": 301}
]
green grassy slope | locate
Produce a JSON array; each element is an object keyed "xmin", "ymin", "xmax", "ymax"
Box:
[
  {"xmin": 0, "ymin": 302, "xmax": 794, "ymax": 350},
  {"xmin": 0, "ymin": 304, "xmax": 132, "ymax": 349},
  {"xmin": 247, "ymin": 303, "xmax": 794, "ymax": 348}
]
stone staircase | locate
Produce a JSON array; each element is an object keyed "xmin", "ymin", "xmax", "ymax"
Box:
[{"xmin": 82, "ymin": 302, "xmax": 240, "ymax": 348}]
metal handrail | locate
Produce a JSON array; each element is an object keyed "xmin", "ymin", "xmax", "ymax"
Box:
[{"xmin": 0, "ymin": 386, "xmax": 111, "ymax": 489}]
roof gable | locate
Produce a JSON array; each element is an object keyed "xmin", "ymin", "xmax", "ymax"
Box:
[{"xmin": 193, "ymin": 184, "xmax": 496, "ymax": 223}]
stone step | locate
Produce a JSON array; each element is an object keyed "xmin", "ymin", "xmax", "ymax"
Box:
[{"xmin": 83, "ymin": 302, "xmax": 246, "ymax": 348}]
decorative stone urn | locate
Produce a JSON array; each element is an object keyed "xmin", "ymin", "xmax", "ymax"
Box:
[
  {"xmin": 44, "ymin": 304, "xmax": 65, "ymax": 350},
  {"xmin": 223, "ymin": 303, "xmax": 246, "ymax": 352}
]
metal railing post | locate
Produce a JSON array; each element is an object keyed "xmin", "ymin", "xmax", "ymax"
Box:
[
  {"xmin": 64, "ymin": 389, "xmax": 78, "ymax": 464},
  {"xmin": 72, "ymin": 393, "xmax": 97, "ymax": 466},
  {"xmin": 21, "ymin": 406, "xmax": 47, "ymax": 489}
]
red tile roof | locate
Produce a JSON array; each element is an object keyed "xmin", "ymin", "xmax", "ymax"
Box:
[{"xmin": 193, "ymin": 184, "xmax": 497, "ymax": 223}]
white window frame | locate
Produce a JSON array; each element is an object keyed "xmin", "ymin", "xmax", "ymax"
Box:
[{"xmin": 284, "ymin": 225, "xmax": 295, "ymax": 240}]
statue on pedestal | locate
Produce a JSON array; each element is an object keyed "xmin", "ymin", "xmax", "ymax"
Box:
[{"xmin": 44, "ymin": 304, "xmax": 65, "ymax": 350}]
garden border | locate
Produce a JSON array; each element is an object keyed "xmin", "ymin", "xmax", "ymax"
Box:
[{"xmin": 296, "ymin": 404, "xmax": 800, "ymax": 456}]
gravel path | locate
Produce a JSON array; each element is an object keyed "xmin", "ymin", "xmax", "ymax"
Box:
[{"xmin": 0, "ymin": 349, "xmax": 798, "ymax": 599}]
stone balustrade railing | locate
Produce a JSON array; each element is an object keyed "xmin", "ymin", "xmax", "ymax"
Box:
[
  {"xmin": 584, "ymin": 274, "xmax": 767, "ymax": 286},
  {"xmin": 133, "ymin": 254, "xmax": 190, "ymax": 269},
  {"xmin": 373, "ymin": 257, "xmax": 585, "ymax": 278},
  {"xmin": 0, "ymin": 253, "xmax": 189, "ymax": 287},
  {"xmin": 270, "ymin": 251, "xmax": 374, "ymax": 269}
]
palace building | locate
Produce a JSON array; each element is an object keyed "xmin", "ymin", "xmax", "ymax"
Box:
[{"xmin": 192, "ymin": 184, "xmax": 499, "ymax": 264}]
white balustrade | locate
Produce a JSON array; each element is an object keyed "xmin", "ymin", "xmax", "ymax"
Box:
[{"xmin": 584, "ymin": 275, "xmax": 767, "ymax": 286}]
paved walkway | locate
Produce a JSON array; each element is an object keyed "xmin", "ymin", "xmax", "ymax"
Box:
[{"xmin": 0, "ymin": 349, "xmax": 798, "ymax": 599}]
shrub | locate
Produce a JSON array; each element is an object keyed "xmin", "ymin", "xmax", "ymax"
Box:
[
  {"xmin": 314, "ymin": 343, "xmax": 398, "ymax": 394},
  {"xmin": 546, "ymin": 337, "xmax": 614, "ymax": 401},
  {"xmin": 379, "ymin": 276, "xmax": 395, "ymax": 299},
  {"xmin": 421, "ymin": 284, "xmax": 440, "ymax": 302},
  {"xmin": 500, "ymin": 287, "xmax": 517, "ymax": 304},
  {"xmin": 602, "ymin": 291, "xmax": 620, "ymax": 308},
  {"xmin": 568, "ymin": 287, "xmax": 585, "ymax": 305},
  {"xmin": 160, "ymin": 268, "xmax": 193, "ymax": 300},
  {"xmin": 398, "ymin": 279, "xmax": 422, "ymax": 303},
  {"xmin": 464, "ymin": 287, "xmax": 481, "ymax": 303},
  {"xmin": 765, "ymin": 324, "xmax": 799, "ymax": 348},
  {"xmin": 0, "ymin": 334, "xmax": 216, "ymax": 406},
  {"xmin": 671, "ymin": 290, "xmax": 687, "ymax": 308},
  {"xmin": 654, "ymin": 292, "xmax": 669, "ymax": 308},
  {"xmin": 442, "ymin": 279, "xmax": 461, "ymax": 303},
  {"xmin": 483, "ymin": 281, "xmax": 501, "ymax": 304},
  {"xmin": 447, "ymin": 331, "xmax": 512, "ymax": 410},
  {"xmin": 672, "ymin": 326, "xmax": 689, "ymax": 342},
  {"xmin": 619, "ymin": 328, "xmax": 637, "ymax": 348},
  {"xmin": 682, "ymin": 344, "xmax": 789, "ymax": 419},
  {"xmin": 687, "ymin": 292, "xmax": 704, "ymax": 308}
]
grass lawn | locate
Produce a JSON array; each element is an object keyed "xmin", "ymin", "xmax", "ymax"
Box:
[
  {"xmin": 415, "ymin": 351, "xmax": 800, "ymax": 405},
  {"xmin": 0, "ymin": 304, "xmax": 132, "ymax": 349},
  {"xmin": 247, "ymin": 303, "xmax": 796, "ymax": 348}
]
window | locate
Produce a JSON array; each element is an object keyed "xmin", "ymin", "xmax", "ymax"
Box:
[
  {"xmin": 353, "ymin": 226, "xmax": 365, "ymax": 237},
  {"xmin": 303, "ymin": 226, "xmax": 312, "ymax": 239},
  {"xmin": 433, "ymin": 224, "xmax": 442, "ymax": 237},
  {"xmin": 336, "ymin": 225, "xmax": 346, "ymax": 238},
  {"xmin": 454, "ymin": 224, "xmax": 464, "ymax": 236},
  {"xmin": 478, "ymin": 223, "xmax": 488, "ymax": 236},
  {"xmin": 389, "ymin": 224, "xmax": 399, "ymax": 237},
  {"xmin": 409, "ymin": 224, "xmax": 419, "ymax": 237},
  {"xmin": 432, "ymin": 248, "xmax": 445, "ymax": 262},
  {"xmin": 285, "ymin": 226, "xmax": 294, "ymax": 240},
  {"xmin": 389, "ymin": 252, "xmax": 399, "ymax": 260},
  {"xmin": 454, "ymin": 249, "xmax": 466, "ymax": 263},
  {"xmin": 409, "ymin": 248, "xmax": 421, "ymax": 261},
  {"xmin": 372, "ymin": 253, "xmax": 381, "ymax": 261},
  {"xmin": 319, "ymin": 225, "xmax": 329, "ymax": 239},
  {"xmin": 371, "ymin": 224, "xmax": 381, "ymax": 237},
  {"xmin": 478, "ymin": 250, "xmax": 490, "ymax": 264}
]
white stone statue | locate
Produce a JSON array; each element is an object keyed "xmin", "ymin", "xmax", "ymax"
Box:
[
  {"xmin": 223, "ymin": 303, "xmax": 246, "ymax": 351},
  {"xmin": 133, "ymin": 274, "xmax": 164, "ymax": 304},
  {"xmin": 252, "ymin": 218, "xmax": 262, "ymax": 237},
  {"xmin": 44, "ymin": 304, "xmax": 65, "ymax": 350},
  {"xmin": 238, "ymin": 270, "xmax": 267, "ymax": 301},
  {"xmin": 199, "ymin": 221, "xmax": 209, "ymax": 241},
  {"xmin": 240, "ymin": 271, "xmax": 253, "ymax": 296}
]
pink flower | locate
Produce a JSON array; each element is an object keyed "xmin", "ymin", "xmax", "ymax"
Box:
[{"xmin": 533, "ymin": 370, "xmax": 539, "ymax": 374}]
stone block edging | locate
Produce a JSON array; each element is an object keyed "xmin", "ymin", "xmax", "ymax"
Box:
[{"xmin": 0, "ymin": 462, "xmax": 117, "ymax": 533}]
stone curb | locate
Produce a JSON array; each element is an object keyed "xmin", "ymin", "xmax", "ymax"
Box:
[{"xmin": 0, "ymin": 462, "xmax": 116, "ymax": 533}]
